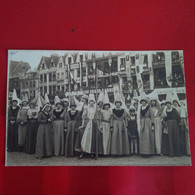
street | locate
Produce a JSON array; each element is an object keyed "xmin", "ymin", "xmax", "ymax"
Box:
[{"xmin": 5, "ymin": 152, "xmax": 191, "ymax": 166}]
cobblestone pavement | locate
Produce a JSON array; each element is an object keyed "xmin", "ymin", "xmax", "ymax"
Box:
[{"xmin": 5, "ymin": 152, "xmax": 191, "ymax": 166}]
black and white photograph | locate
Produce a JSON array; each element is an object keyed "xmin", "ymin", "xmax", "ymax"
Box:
[{"xmin": 6, "ymin": 50, "xmax": 191, "ymax": 166}]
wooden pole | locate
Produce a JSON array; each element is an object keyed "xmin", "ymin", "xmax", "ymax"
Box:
[
  {"xmin": 68, "ymin": 63, "xmax": 71, "ymax": 97},
  {"xmin": 94, "ymin": 57, "xmax": 99, "ymax": 160}
]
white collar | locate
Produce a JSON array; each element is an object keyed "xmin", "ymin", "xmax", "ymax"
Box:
[{"xmin": 166, "ymin": 107, "xmax": 173, "ymax": 112}]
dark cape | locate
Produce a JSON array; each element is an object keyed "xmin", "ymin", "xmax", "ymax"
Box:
[
  {"xmin": 7, "ymin": 106, "xmax": 20, "ymax": 151},
  {"xmin": 24, "ymin": 117, "xmax": 38, "ymax": 154},
  {"xmin": 35, "ymin": 111, "xmax": 54, "ymax": 158},
  {"xmin": 65, "ymin": 110, "xmax": 81, "ymax": 157},
  {"xmin": 162, "ymin": 108, "xmax": 181, "ymax": 156}
]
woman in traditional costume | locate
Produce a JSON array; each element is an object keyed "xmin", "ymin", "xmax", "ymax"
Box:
[
  {"xmin": 36, "ymin": 103, "xmax": 54, "ymax": 159},
  {"xmin": 110, "ymin": 93, "xmax": 130, "ymax": 156},
  {"xmin": 7, "ymin": 90, "xmax": 20, "ymax": 152},
  {"xmin": 96, "ymin": 91, "xmax": 104, "ymax": 155},
  {"xmin": 100, "ymin": 91, "xmax": 112, "ymax": 155},
  {"xmin": 65, "ymin": 96, "xmax": 81, "ymax": 157},
  {"xmin": 180, "ymin": 100, "xmax": 190, "ymax": 155},
  {"xmin": 74, "ymin": 95, "xmax": 89, "ymax": 154},
  {"xmin": 149, "ymin": 97, "xmax": 162, "ymax": 155},
  {"xmin": 139, "ymin": 95, "xmax": 155, "ymax": 156},
  {"xmin": 79, "ymin": 94, "xmax": 99, "ymax": 158},
  {"xmin": 173, "ymin": 99, "xmax": 187, "ymax": 155},
  {"xmin": 16, "ymin": 95, "xmax": 29, "ymax": 152},
  {"xmin": 160, "ymin": 100, "xmax": 169, "ymax": 155},
  {"xmin": 162, "ymin": 94, "xmax": 181, "ymax": 156},
  {"xmin": 53, "ymin": 96, "xmax": 65, "ymax": 156},
  {"xmin": 24, "ymin": 102, "xmax": 38, "ymax": 154}
]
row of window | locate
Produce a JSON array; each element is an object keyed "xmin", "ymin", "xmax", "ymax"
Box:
[
  {"xmin": 41, "ymin": 55, "xmax": 85, "ymax": 70},
  {"xmin": 22, "ymin": 80, "xmax": 36, "ymax": 88},
  {"xmin": 40, "ymin": 85, "xmax": 65, "ymax": 95},
  {"xmin": 37, "ymin": 67, "xmax": 184, "ymax": 95}
]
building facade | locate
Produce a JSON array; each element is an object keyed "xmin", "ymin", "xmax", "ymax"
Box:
[
  {"xmin": 10, "ymin": 51, "xmax": 184, "ymax": 102},
  {"xmin": 8, "ymin": 60, "xmax": 31, "ymax": 99},
  {"xmin": 20, "ymin": 70, "xmax": 39, "ymax": 100}
]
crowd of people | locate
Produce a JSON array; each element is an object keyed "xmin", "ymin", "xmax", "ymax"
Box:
[{"xmin": 7, "ymin": 88, "xmax": 190, "ymax": 160}]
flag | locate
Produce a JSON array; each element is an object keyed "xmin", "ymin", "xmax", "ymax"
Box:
[
  {"xmin": 139, "ymin": 54, "xmax": 145, "ymax": 73},
  {"xmin": 44, "ymin": 93, "xmax": 50, "ymax": 104},
  {"xmin": 148, "ymin": 52, "xmax": 154, "ymax": 90},
  {"xmin": 68, "ymin": 63, "xmax": 76, "ymax": 85},
  {"xmin": 97, "ymin": 68, "xmax": 104, "ymax": 77},
  {"xmin": 178, "ymin": 51, "xmax": 184, "ymax": 74},
  {"xmin": 165, "ymin": 51, "xmax": 172, "ymax": 87},
  {"xmin": 126, "ymin": 54, "xmax": 132, "ymax": 81},
  {"xmin": 78, "ymin": 61, "xmax": 82, "ymax": 88},
  {"xmin": 135, "ymin": 54, "xmax": 144, "ymax": 92},
  {"xmin": 37, "ymin": 93, "xmax": 43, "ymax": 112}
]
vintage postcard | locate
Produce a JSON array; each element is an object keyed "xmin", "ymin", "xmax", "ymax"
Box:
[{"xmin": 5, "ymin": 50, "xmax": 191, "ymax": 166}]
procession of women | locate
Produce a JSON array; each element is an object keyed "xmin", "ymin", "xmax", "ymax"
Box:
[{"xmin": 7, "ymin": 87, "xmax": 190, "ymax": 160}]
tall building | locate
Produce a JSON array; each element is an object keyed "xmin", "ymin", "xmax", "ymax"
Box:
[
  {"xmin": 8, "ymin": 60, "xmax": 31, "ymax": 98},
  {"xmin": 37, "ymin": 55, "xmax": 59, "ymax": 98},
  {"xmin": 34, "ymin": 51, "xmax": 185, "ymax": 102},
  {"xmin": 20, "ymin": 70, "xmax": 39, "ymax": 100}
]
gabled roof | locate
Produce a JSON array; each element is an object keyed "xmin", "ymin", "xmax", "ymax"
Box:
[
  {"xmin": 72, "ymin": 52, "xmax": 78, "ymax": 63},
  {"xmin": 51, "ymin": 55, "xmax": 60, "ymax": 67},
  {"xmin": 37, "ymin": 56, "xmax": 51, "ymax": 70},
  {"xmin": 9, "ymin": 60, "xmax": 31, "ymax": 78}
]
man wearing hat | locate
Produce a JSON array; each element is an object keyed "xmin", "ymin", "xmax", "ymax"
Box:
[
  {"xmin": 65, "ymin": 96, "xmax": 81, "ymax": 157},
  {"xmin": 127, "ymin": 105, "xmax": 139, "ymax": 155},
  {"xmin": 7, "ymin": 92, "xmax": 20, "ymax": 152},
  {"xmin": 16, "ymin": 95, "xmax": 29, "ymax": 152}
]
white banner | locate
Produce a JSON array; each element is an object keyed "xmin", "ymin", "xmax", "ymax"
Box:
[
  {"xmin": 165, "ymin": 51, "xmax": 172, "ymax": 87},
  {"xmin": 155, "ymin": 87, "xmax": 186, "ymax": 95},
  {"xmin": 178, "ymin": 51, "xmax": 184, "ymax": 74},
  {"xmin": 135, "ymin": 54, "xmax": 143, "ymax": 92},
  {"xmin": 148, "ymin": 53, "xmax": 154, "ymax": 90}
]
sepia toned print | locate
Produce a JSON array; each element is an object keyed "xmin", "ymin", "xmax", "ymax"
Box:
[{"xmin": 6, "ymin": 50, "xmax": 191, "ymax": 166}]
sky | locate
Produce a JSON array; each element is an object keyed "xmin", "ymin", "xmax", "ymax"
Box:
[
  {"xmin": 8, "ymin": 50, "xmax": 117, "ymax": 69},
  {"xmin": 8, "ymin": 50, "xmax": 68, "ymax": 69},
  {"xmin": 8, "ymin": 50, "xmax": 178, "ymax": 70}
]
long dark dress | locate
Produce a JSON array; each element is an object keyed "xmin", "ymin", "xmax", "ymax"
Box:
[
  {"xmin": 164, "ymin": 108, "xmax": 181, "ymax": 156},
  {"xmin": 53, "ymin": 109, "xmax": 65, "ymax": 156},
  {"xmin": 96, "ymin": 108, "xmax": 103, "ymax": 154},
  {"xmin": 139, "ymin": 106, "xmax": 155, "ymax": 155},
  {"xmin": 17, "ymin": 106, "xmax": 28, "ymax": 149},
  {"xmin": 110, "ymin": 108, "xmax": 130, "ymax": 155},
  {"xmin": 65, "ymin": 110, "xmax": 81, "ymax": 157},
  {"xmin": 7, "ymin": 106, "xmax": 19, "ymax": 151},
  {"xmin": 24, "ymin": 110, "xmax": 38, "ymax": 154},
  {"xmin": 35, "ymin": 111, "xmax": 54, "ymax": 158}
]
